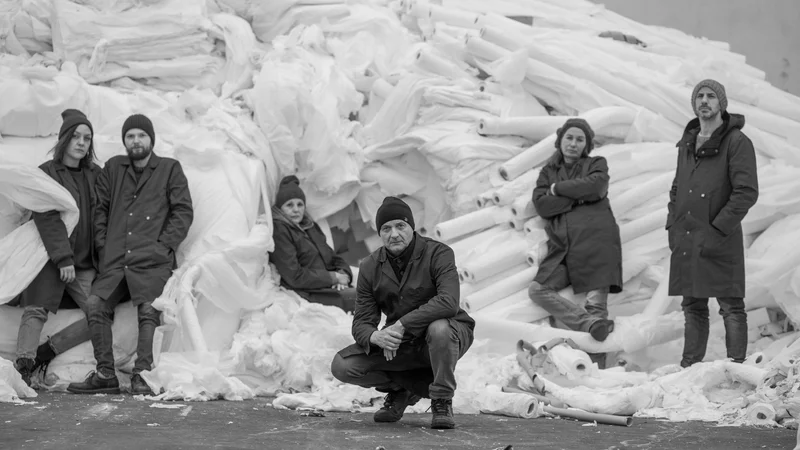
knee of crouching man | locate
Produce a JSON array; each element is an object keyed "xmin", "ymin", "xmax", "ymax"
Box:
[
  {"xmin": 426, "ymin": 319, "xmax": 453, "ymax": 342},
  {"xmin": 330, "ymin": 354, "xmax": 348, "ymax": 382}
]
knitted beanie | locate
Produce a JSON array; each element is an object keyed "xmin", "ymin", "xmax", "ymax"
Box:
[
  {"xmin": 555, "ymin": 118, "xmax": 595, "ymax": 154},
  {"xmin": 121, "ymin": 114, "xmax": 156, "ymax": 146},
  {"xmin": 275, "ymin": 175, "xmax": 306, "ymax": 208},
  {"xmin": 58, "ymin": 109, "xmax": 93, "ymax": 141},
  {"xmin": 376, "ymin": 196, "xmax": 415, "ymax": 231},
  {"xmin": 691, "ymin": 79, "xmax": 728, "ymax": 114}
]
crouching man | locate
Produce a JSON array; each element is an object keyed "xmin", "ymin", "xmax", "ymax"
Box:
[{"xmin": 331, "ymin": 197, "xmax": 474, "ymax": 429}]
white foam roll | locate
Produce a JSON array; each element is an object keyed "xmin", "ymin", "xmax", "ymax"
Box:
[
  {"xmin": 408, "ymin": 1, "xmax": 431, "ymax": 18},
  {"xmin": 449, "ymin": 225, "xmax": 513, "ymax": 264},
  {"xmin": 524, "ymin": 217, "xmax": 546, "ymax": 235},
  {"xmin": 610, "ymin": 171, "xmax": 673, "ymax": 218},
  {"xmin": 475, "ymin": 189, "xmax": 497, "ymax": 208},
  {"xmin": 434, "ymin": 205, "xmax": 508, "ymax": 242},
  {"xmin": 477, "ymin": 116, "xmax": 565, "ymax": 141},
  {"xmin": 547, "ymin": 344, "xmax": 593, "ymax": 380},
  {"xmin": 743, "ymin": 352, "xmax": 767, "ymax": 368},
  {"xmin": 465, "ymin": 266, "xmax": 537, "ymax": 312},
  {"xmin": 476, "ymin": 390, "xmax": 541, "ymax": 419},
  {"xmin": 415, "ymin": 48, "xmax": 470, "ymax": 80},
  {"xmin": 428, "ymin": 4, "xmax": 482, "ymax": 29},
  {"xmin": 724, "ymin": 361, "xmax": 768, "ymax": 387},
  {"xmin": 478, "ymin": 80, "xmax": 503, "ymax": 95},
  {"xmin": 461, "ymin": 263, "xmax": 529, "ymax": 297},
  {"xmin": 745, "ymin": 402, "xmax": 777, "ymax": 425},
  {"xmin": 462, "ymin": 242, "xmax": 529, "ymax": 283},
  {"xmin": 510, "ymin": 194, "xmax": 536, "ymax": 219},
  {"xmin": 509, "ymin": 216, "xmax": 527, "ymax": 231},
  {"xmin": 619, "ymin": 208, "xmax": 664, "ymax": 244},
  {"xmin": 493, "ymin": 169, "xmax": 539, "ymax": 205}
]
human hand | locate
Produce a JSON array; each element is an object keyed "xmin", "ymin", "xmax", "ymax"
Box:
[
  {"xmin": 60, "ymin": 265, "xmax": 76, "ymax": 283},
  {"xmin": 334, "ymin": 272, "xmax": 349, "ymax": 286},
  {"xmin": 383, "ymin": 348, "xmax": 396, "ymax": 361},
  {"xmin": 384, "ymin": 320, "xmax": 405, "ymax": 336},
  {"xmin": 333, "ymin": 283, "xmax": 348, "ymax": 291},
  {"xmin": 369, "ymin": 328, "xmax": 403, "ymax": 351}
]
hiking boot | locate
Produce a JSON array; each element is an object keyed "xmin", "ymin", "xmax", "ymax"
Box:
[
  {"xmin": 589, "ymin": 319, "xmax": 615, "ymax": 342},
  {"xmin": 32, "ymin": 340, "xmax": 57, "ymax": 379},
  {"xmin": 131, "ymin": 374, "xmax": 154, "ymax": 396},
  {"xmin": 373, "ymin": 389, "xmax": 421, "ymax": 423},
  {"xmin": 67, "ymin": 371, "xmax": 120, "ymax": 395},
  {"xmin": 430, "ymin": 398, "xmax": 455, "ymax": 429},
  {"xmin": 15, "ymin": 358, "xmax": 35, "ymax": 387}
]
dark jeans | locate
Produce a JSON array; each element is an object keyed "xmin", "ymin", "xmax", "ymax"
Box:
[
  {"xmin": 85, "ymin": 278, "xmax": 161, "ymax": 376},
  {"xmin": 681, "ymin": 296, "xmax": 747, "ymax": 367},
  {"xmin": 528, "ymin": 264, "xmax": 609, "ymax": 333},
  {"xmin": 330, "ymin": 318, "xmax": 473, "ymax": 400}
]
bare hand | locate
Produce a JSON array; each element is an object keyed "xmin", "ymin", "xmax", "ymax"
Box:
[
  {"xmin": 370, "ymin": 328, "xmax": 403, "ymax": 351},
  {"xmin": 383, "ymin": 348, "xmax": 396, "ymax": 361},
  {"xmin": 333, "ymin": 283, "xmax": 348, "ymax": 291},
  {"xmin": 60, "ymin": 265, "xmax": 76, "ymax": 283},
  {"xmin": 334, "ymin": 272, "xmax": 349, "ymax": 286}
]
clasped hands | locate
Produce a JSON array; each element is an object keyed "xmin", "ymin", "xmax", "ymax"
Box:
[
  {"xmin": 369, "ymin": 321, "xmax": 405, "ymax": 362},
  {"xmin": 332, "ymin": 271, "xmax": 350, "ymax": 291}
]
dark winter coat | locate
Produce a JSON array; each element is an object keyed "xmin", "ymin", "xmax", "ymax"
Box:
[
  {"xmin": 91, "ymin": 153, "xmax": 193, "ymax": 306},
  {"xmin": 270, "ymin": 207, "xmax": 353, "ymax": 303},
  {"xmin": 667, "ymin": 112, "xmax": 758, "ymax": 298},
  {"xmin": 346, "ymin": 233, "xmax": 475, "ymax": 356},
  {"xmin": 532, "ymin": 156, "xmax": 623, "ymax": 294},
  {"xmin": 21, "ymin": 160, "xmax": 101, "ymax": 312}
]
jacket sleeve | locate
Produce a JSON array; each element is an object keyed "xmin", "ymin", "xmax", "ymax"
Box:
[
  {"xmin": 398, "ymin": 245, "xmax": 460, "ymax": 338},
  {"xmin": 158, "ymin": 162, "xmax": 194, "ymax": 251},
  {"xmin": 711, "ymin": 135, "xmax": 759, "ymax": 235},
  {"xmin": 553, "ymin": 157, "xmax": 609, "ymax": 202},
  {"xmin": 32, "ymin": 210, "xmax": 73, "ymax": 268},
  {"xmin": 532, "ymin": 168, "xmax": 574, "ymax": 219},
  {"xmin": 666, "ymin": 149, "xmax": 679, "ymax": 229},
  {"xmin": 332, "ymin": 255, "xmax": 353, "ymax": 285},
  {"xmin": 352, "ymin": 259, "xmax": 381, "ymax": 354},
  {"xmin": 94, "ymin": 164, "xmax": 111, "ymax": 250},
  {"xmin": 271, "ymin": 223, "xmax": 338, "ymax": 289}
]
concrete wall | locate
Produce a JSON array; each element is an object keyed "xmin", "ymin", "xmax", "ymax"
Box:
[{"xmin": 594, "ymin": 0, "xmax": 800, "ymax": 96}]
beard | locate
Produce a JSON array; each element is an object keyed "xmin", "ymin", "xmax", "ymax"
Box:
[{"xmin": 126, "ymin": 143, "xmax": 153, "ymax": 161}]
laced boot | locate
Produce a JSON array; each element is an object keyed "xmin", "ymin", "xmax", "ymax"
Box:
[
  {"xmin": 67, "ymin": 370, "xmax": 120, "ymax": 395},
  {"xmin": 373, "ymin": 389, "xmax": 421, "ymax": 423},
  {"xmin": 430, "ymin": 398, "xmax": 455, "ymax": 429},
  {"xmin": 15, "ymin": 358, "xmax": 35, "ymax": 387}
]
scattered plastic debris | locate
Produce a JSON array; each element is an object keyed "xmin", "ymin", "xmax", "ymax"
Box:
[{"xmin": 149, "ymin": 403, "xmax": 187, "ymax": 409}]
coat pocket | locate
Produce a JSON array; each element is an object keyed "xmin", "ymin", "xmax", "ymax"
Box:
[{"xmin": 700, "ymin": 227, "xmax": 735, "ymax": 260}]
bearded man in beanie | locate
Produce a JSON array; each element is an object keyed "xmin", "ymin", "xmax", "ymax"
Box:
[
  {"xmin": 67, "ymin": 113, "xmax": 193, "ymax": 395},
  {"xmin": 331, "ymin": 196, "xmax": 474, "ymax": 429},
  {"xmin": 667, "ymin": 79, "xmax": 758, "ymax": 367}
]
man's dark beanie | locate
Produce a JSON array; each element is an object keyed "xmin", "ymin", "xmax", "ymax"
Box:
[
  {"xmin": 58, "ymin": 109, "xmax": 93, "ymax": 141},
  {"xmin": 376, "ymin": 196, "xmax": 415, "ymax": 231},
  {"xmin": 275, "ymin": 175, "xmax": 306, "ymax": 208},
  {"xmin": 122, "ymin": 114, "xmax": 156, "ymax": 146},
  {"xmin": 555, "ymin": 117, "xmax": 595, "ymax": 154}
]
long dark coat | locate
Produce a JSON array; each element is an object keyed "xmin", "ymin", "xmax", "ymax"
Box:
[
  {"xmin": 270, "ymin": 208, "xmax": 353, "ymax": 304},
  {"xmin": 21, "ymin": 160, "xmax": 101, "ymax": 312},
  {"xmin": 667, "ymin": 112, "xmax": 758, "ymax": 298},
  {"xmin": 532, "ymin": 156, "xmax": 623, "ymax": 294},
  {"xmin": 345, "ymin": 233, "xmax": 474, "ymax": 355},
  {"xmin": 91, "ymin": 153, "xmax": 193, "ymax": 306}
]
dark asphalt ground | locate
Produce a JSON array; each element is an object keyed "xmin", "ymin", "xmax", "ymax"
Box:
[{"xmin": 0, "ymin": 392, "xmax": 795, "ymax": 450}]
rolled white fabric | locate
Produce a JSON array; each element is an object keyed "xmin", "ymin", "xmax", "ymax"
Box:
[
  {"xmin": 745, "ymin": 402, "xmax": 777, "ymax": 425},
  {"xmin": 619, "ymin": 209, "xmax": 664, "ymax": 244},
  {"xmin": 548, "ymin": 344, "xmax": 594, "ymax": 380},
  {"xmin": 465, "ymin": 266, "xmax": 537, "ymax": 312},
  {"xmin": 744, "ymin": 352, "xmax": 767, "ymax": 368},
  {"xmin": 510, "ymin": 194, "xmax": 536, "ymax": 219},
  {"xmin": 462, "ymin": 242, "xmax": 529, "ymax": 283},
  {"xmin": 461, "ymin": 263, "xmax": 529, "ymax": 297},
  {"xmin": 493, "ymin": 169, "xmax": 539, "ymax": 205},
  {"xmin": 478, "ymin": 116, "xmax": 565, "ymax": 142},
  {"xmin": 477, "ymin": 390, "xmax": 541, "ymax": 419},
  {"xmin": 434, "ymin": 206, "xmax": 510, "ymax": 242}
]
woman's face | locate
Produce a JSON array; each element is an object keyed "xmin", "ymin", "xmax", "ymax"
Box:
[
  {"xmin": 560, "ymin": 127, "xmax": 586, "ymax": 163},
  {"xmin": 63, "ymin": 124, "xmax": 92, "ymax": 167},
  {"xmin": 280, "ymin": 198, "xmax": 305, "ymax": 224}
]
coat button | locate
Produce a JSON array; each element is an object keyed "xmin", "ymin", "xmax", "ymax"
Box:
[
  {"xmin": 683, "ymin": 252, "xmax": 687, "ymax": 256},
  {"xmin": 689, "ymin": 190, "xmax": 693, "ymax": 193},
  {"xmin": 146, "ymin": 216, "xmax": 150, "ymax": 220},
  {"xmin": 701, "ymin": 194, "xmax": 705, "ymax": 198},
  {"xmin": 128, "ymin": 232, "xmax": 132, "ymax": 235},
  {"xmin": 124, "ymin": 265, "xmax": 128, "ymax": 269},
  {"xmin": 133, "ymin": 195, "xmax": 137, "ymax": 199},
  {"xmin": 686, "ymin": 231, "xmax": 690, "ymax": 234},
  {"xmin": 687, "ymin": 211, "xmax": 691, "ymax": 215},
  {"xmin": 129, "ymin": 213, "xmax": 133, "ymax": 216}
]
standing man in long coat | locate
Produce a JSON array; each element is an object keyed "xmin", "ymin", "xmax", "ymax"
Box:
[
  {"xmin": 667, "ymin": 79, "xmax": 758, "ymax": 367},
  {"xmin": 67, "ymin": 114, "xmax": 194, "ymax": 395}
]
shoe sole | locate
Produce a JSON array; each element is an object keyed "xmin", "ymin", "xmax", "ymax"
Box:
[
  {"xmin": 431, "ymin": 423, "xmax": 455, "ymax": 429},
  {"xmin": 67, "ymin": 387, "xmax": 121, "ymax": 395}
]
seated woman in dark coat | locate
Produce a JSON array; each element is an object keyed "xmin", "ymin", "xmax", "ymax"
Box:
[
  {"xmin": 270, "ymin": 175, "xmax": 356, "ymax": 312},
  {"xmin": 528, "ymin": 118, "xmax": 623, "ymax": 345}
]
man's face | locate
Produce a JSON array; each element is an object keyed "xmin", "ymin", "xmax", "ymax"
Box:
[
  {"xmin": 124, "ymin": 129, "xmax": 153, "ymax": 161},
  {"xmin": 695, "ymin": 87, "xmax": 721, "ymax": 120},
  {"xmin": 380, "ymin": 219, "xmax": 413, "ymax": 254}
]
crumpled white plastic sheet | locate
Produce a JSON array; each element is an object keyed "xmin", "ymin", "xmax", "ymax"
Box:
[
  {"xmin": 0, "ymin": 165, "xmax": 78, "ymax": 304},
  {"xmin": 0, "ymin": 357, "xmax": 36, "ymax": 401}
]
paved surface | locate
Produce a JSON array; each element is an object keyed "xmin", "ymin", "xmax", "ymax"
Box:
[{"xmin": 0, "ymin": 392, "xmax": 795, "ymax": 450}]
